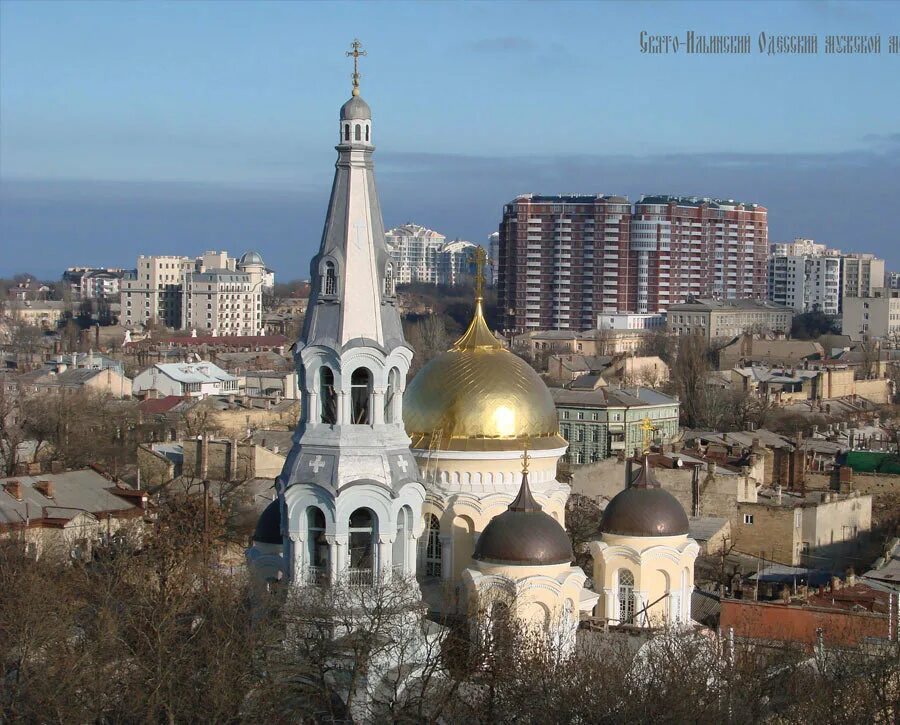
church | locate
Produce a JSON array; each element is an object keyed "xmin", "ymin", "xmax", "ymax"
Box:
[{"xmin": 246, "ymin": 40, "xmax": 698, "ymax": 648}]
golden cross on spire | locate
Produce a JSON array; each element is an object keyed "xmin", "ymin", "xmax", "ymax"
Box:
[
  {"xmin": 521, "ymin": 439, "xmax": 530, "ymax": 475},
  {"xmin": 640, "ymin": 417, "xmax": 657, "ymax": 453},
  {"xmin": 346, "ymin": 39, "xmax": 367, "ymax": 96},
  {"xmin": 472, "ymin": 246, "xmax": 487, "ymax": 302}
]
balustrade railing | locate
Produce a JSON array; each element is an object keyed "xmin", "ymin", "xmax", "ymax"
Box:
[
  {"xmin": 303, "ymin": 566, "xmax": 329, "ymax": 586},
  {"xmin": 347, "ymin": 568, "xmax": 374, "ymax": 587}
]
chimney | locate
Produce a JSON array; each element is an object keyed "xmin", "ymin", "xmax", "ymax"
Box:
[
  {"xmin": 4, "ymin": 480, "xmax": 23, "ymax": 500},
  {"xmin": 200, "ymin": 434, "xmax": 209, "ymax": 480},
  {"xmin": 35, "ymin": 480, "xmax": 54, "ymax": 498},
  {"xmin": 229, "ymin": 438, "xmax": 239, "ymax": 481}
]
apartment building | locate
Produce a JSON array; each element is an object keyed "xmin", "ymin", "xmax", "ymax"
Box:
[
  {"xmin": 841, "ymin": 253, "xmax": 885, "ymax": 300},
  {"xmin": 498, "ymin": 194, "xmax": 634, "ymax": 331},
  {"xmin": 121, "ymin": 250, "xmax": 269, "ymax": 333},
  {"xmin": 384, "ymin": 223, "xmax": 476, "ymax": 286},
  {"xmin": 768, "ymin": 250, "xmax": 842, "ymax": 314},
  {"xmin": 768, "ymin": 239, "xmax": 884, "ymax": 314},
  {"xmin": 498, "ymin": 194, "xmax": 768, "ymax": 332},
  {"xmin": 550, "ymin": 387, "xmax": 680, "ymax": 466},
  {"xmin": 841, "ymin": 288, "xmax": 900, "ymax": 340},
  {"xmin": 631, "ymin": 195, "xmax": 768, "ymax": 310},
  {"xmin": 437, "ymin": 239, "xmax": 476, "ymax": 286},
  {"xmin": 488, "ymin": 231, "xmax": 500, "ymax": 287},
  {"xmin": 62, "ymin": 267, "xmax": 127, "ymax": 300},
  {"xmin": 666, "ymin": 298, "xmax": 793, "ymax": 343}
]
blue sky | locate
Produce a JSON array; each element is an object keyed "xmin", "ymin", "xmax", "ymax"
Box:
[{"xmin": 1, "ymin": 0, "xmax": 898, "ymax": 278}]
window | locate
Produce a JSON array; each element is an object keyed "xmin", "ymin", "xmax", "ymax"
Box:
[
  {"xmin": 344, "ymin": 124, "xmax": 350, "ymax": 141},
  {"xmin": 350, "ymin": 367, "xmax": 372, "ymax": 424},
  {"xmin": 422, "ymin": 514, "xmax": 442, "ymax": 578},
  {"xmin": 384, "ymin": 263, "xmax": 394, "ymax": 297},
  {"xmin": 306, "ymin": 507, "xmax": 329, "ymax": 585},
  {"xmin": 323, "ymin": 261, "xmax": 337, "ymax": 296},
  {"xmin": 618, "ymin": 569, "xmax": 636, "ymax": 624},
  {"xmin": 355, "ymin": 124, "xmax": 361, "ymax": 141},
  {"xmin": 385, "ymin": 367, "xmax": 400, "ymax": 423},
  {"xmin": 320, "ymin": 367, "xmax": 337, "ymax": 424},
  {"xmin": 348, "ymin": 508, "xmax": 376, "ymax": 585},
  {"xmin": 743, "ymin": 514, "xmax": 754, "ymax": 525},
  {"xmin": 393, "ymin": 506, "xmax": 411, "ymax": 574},
  {"xmin": 365, "ymin": 124, "xmax": 370, "ymax": 142}
]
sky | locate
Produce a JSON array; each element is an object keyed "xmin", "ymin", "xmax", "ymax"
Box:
[{"xmin": 1, "ymin": 0, "xmax": 899, "ymax": 278}]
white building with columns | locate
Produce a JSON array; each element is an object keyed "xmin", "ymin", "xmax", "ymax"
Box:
[{"xmin": 247, "ymin": 63, "xmax": 424, "ymax": 590}]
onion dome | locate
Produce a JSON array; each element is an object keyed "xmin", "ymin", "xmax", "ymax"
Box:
[
  {"xmin": 600, "ymin": 457, "xmax": 689, "ymax": 537},
  {"xmin": 473, "ymin": 462, "xmax": 573, "ymax": 566},
  {"xmin": 340, "ymin": 95, "xmax": 371, "ymax": 120},
  {"xmin": 403, "ymin": 299, "xmax": 566, "ymax": 452},
  {"xmin": 252, "ymin": 499, "xmax": 282, "ymax": 544},
  {"xmin": 239, "ymin": 251, "xmax": 265, "ymax": 266}
]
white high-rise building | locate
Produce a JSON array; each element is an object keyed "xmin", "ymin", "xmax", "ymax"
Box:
[
  {"xmin": 439, "ymin": 239, "xmax": 476, "ymax": 286},
  {"xmin": 385, "ymin": 223, "xmax": 447, "ymax": 284},
  {"xmin": 384, "ymin": 224, "xmax": 477, "ymax": 286},
  {"xmin": 768, "ymin": 239, "xmax": 885, "ymax": 314},
  {"xmin": 768, "ymin": 252, "xmax": 842, "ymax": 315}
]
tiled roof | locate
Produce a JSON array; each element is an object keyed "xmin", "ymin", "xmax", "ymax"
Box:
[{"xmin": 138, "ymin": 395, "xmax": 187, "ymax": 414}]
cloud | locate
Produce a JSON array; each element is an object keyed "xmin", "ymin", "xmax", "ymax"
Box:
[
  {"xmin": 464, "ymin": 36, "xmax": 538, "ymax": 54},
  {"xmin": 2, "ymin": 143, "xmax": 898, "ymax": 279}
]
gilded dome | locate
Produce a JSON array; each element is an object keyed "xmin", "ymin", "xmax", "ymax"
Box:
[{"xmin": 404, "ymin": 301, "xmax": 565, "ymax": 452}]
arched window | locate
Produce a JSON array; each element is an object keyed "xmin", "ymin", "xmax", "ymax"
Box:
[
  {"xmin": 420, "ymin": 513, "xmax": 441, "ymax": 578},
  {"xmin": 323, "ymin": 260, "xmax": 337, "ymax": 296},
  {"xmin": 618, "ymin": 569, "xmax": 636, "ymax": 624},
  {"xmin": 383, "ymin": 263, "xmax": 394, "ymax": 297},
  {"xmin": 348, "ymin": 508, "xmax": 376, "ymax": 585},
  {"xmin": 365, "ymin": 124, "xmax": 370, "ymax": 142},
  {"xmin": 355, "ymin": 124, "xmax": 361, "ymax": 141},
  {"xmin": 319, "ymin": 367, "xmax": 337, "ymax": 424},
  {"xmin": 344, "ymin": 124, "xmax": 350, "ymax": 141},
  {"xmin": 350, "ymin": 367, "xmax": 372, "ymax": 424},
  {"xmin": 306, "ymin": 507, "xmax": 329, "ymax": 585},
  {"xmin": 393, "ymin": 506, "xmax": 411, "ymax": 575},
  {"xmin": 385, "ymin": 367, "xmax": 400, "ymax": 423}
]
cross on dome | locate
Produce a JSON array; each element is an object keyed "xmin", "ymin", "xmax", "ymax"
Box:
[{"xmin": 346, "ymin": 38, "xmax": 367, "ymax": 96}]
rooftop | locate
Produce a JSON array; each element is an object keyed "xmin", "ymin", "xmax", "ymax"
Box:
[
  {"xmin": 551, "ymin": 386, "xmax": 678, "ymax": 409},
  {"xmin": 1, "ymin": 470, "xmax": 145, "ymax": 529}
]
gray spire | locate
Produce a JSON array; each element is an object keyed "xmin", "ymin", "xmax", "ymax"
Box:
[{"xmin": 300, "ymin": 88, "xmax": 405, "ymax": 353}]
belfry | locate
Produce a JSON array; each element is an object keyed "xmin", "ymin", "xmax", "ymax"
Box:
[{"xmin": 247, "ymin": 40, "xmax": 425, "ymax": 588}]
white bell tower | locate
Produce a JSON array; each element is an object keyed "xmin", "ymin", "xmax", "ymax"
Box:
[{"xmin": 262, "ymin": 40, "xmax": 424, "ymax": 591}]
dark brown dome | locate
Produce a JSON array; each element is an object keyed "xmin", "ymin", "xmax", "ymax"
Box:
[
  {"xmin": 473, "ymin": 469, "xmax": 573, "ymax": 566},
  {"xmin": 600, "ymin": 459, "xmax": 689, "ymax": 537},
  {"xmin": 253, "ymin": 499, "xmax": 283, "ymax": 544}
]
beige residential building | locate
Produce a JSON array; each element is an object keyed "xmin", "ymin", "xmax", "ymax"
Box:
[
  {"xmin": 734, "ymin": 487, "xmax": 871, "ymax": 567},
  {"xmin": 841, "ymin": 288, "xmax": 900, "ymax": 341},
  {"xmin": 842, "ymin": 254, "xmax": 885, "ymax": 301},
  {"xmin": 667, "ymin": 298, "xmax": 793, "ymax": 343},
  {"xmin": 121, "ymin": 250, "xmax": 269, "ymax": 333},
  {"xmin": 7, "ymin": 300, "xmax": 67, "ymax": 328}
]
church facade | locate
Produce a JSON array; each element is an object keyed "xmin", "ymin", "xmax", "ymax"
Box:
[{"xmin": 247, "ymin": 43, "xmax": 698, "ymax": 647}]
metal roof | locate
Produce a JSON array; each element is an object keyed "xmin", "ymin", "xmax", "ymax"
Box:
[{"xmin": 1, "ymin": 470, "xmax": 143, "ymax": 528}]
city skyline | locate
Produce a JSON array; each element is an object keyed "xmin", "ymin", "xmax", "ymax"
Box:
[{"xmin": 2, "ymin": 1, "xmax": 899, "ymax": 277}]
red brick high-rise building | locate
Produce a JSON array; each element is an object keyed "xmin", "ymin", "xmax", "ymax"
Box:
[{"xmin": 499, "ymin": 194, "xmax": 768, "ymax": 332}]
